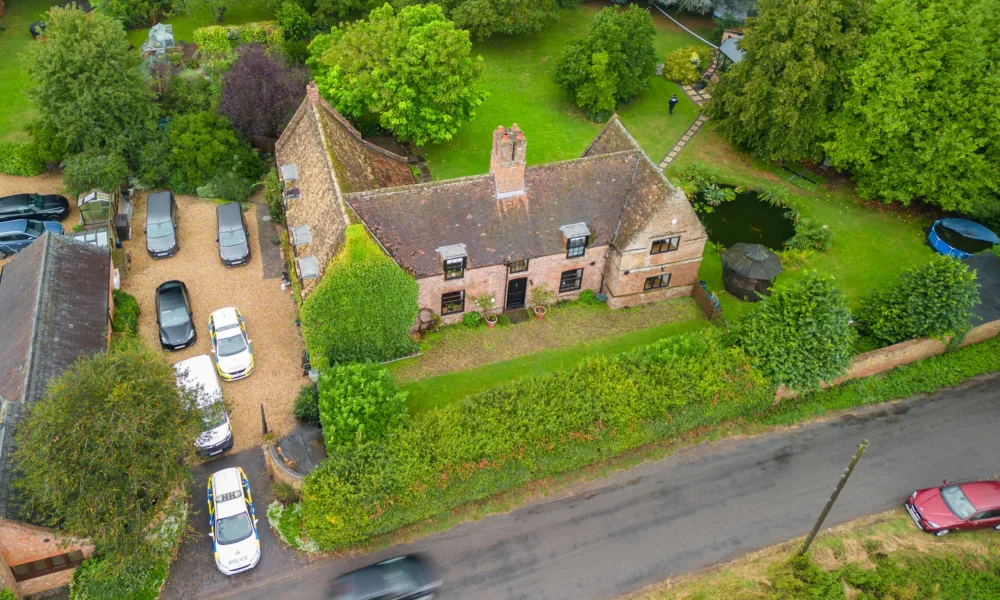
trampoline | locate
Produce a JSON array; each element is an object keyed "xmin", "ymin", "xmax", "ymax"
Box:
[{"xmin": 929, "ymin": 219, "xmax": 999, "ymax": 259}]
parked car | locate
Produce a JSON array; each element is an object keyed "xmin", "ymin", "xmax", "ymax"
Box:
[
  {"xmin": 208, "ymin": 307, "xmax": 254, "ymax": 381},
  {"xmin": 216, "ymin": 202, "xmax": 250, "ymax": 267},
  {"xmin": 906, "ymin": 479, "xmax": 1000, "ymax": 536},
  {"xmin": 174, "ymin": 355, "xmax": 234, "ymax": 458},
  {"xmin": 331, "ymin": 555, "xmax": 442, "ymax": 600},
  {"xmin": 0, "ymin": 219, "xmax": 63, "ymax": 258},
  {"xmin": 156, "ymin": 280, "xmax": 196, "ymax": 350},
  {"xmin": 0, "ymin": 193, "xmax": 70, "ymax": 223},
  {"xmin": 145, "ymin": 191, "xmax": 179, "ymax": 258},
  {"xmin": 207, "ymin": 467, "xmax": 260, "ymax": 575}
]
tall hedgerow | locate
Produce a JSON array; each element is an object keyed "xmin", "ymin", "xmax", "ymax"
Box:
[
  {"xmin": 317, "ymin": 363, "xmax": 407, "ymax": 452},
  {"xmin": 300, "ymin": 225, "xmax": 419, "ymax": 366}
]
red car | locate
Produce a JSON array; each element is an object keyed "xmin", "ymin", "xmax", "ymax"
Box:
[{"xmin": 906, "ymin": 480, "xmax": 1000, "ymax": 536}]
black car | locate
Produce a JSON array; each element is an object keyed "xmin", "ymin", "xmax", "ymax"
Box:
[
  {"xmin": 156, "ymin": 280, "xmax": 196, "ymax": 350},
  {"xmin": 146, "ymin": 191, "xmax": 179, "ymax": 258},
  {"xmin": 0, "ymin": 193, "xmax": 70, "ymax": 223},
  {"xmin": 331, "ymin": 555, "xmax": 441, "ymax": 600},
  {"xmin": 216, "ymin": 202, "xmax": 250, "ymax": 267}
]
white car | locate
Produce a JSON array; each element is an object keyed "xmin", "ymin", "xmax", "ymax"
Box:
[
  {"xmin": 174, "ymin": 355, "xmax": 234, "ymax": 458},
  {"xmin": 207, "ymin": 467, "xmax": 261, "ymax": 575},
  {"xmin": 208, "ymin": 307, "xmax": 254, "ymax": 381}
]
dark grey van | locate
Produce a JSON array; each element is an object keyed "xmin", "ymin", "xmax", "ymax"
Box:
[
  {"xmin": 145, "ymin": 191, "xmax": 179, "ymax": 258},
  {"xmin": 216, "ymin": 202, "xmax": 250, "ymax": 267}
]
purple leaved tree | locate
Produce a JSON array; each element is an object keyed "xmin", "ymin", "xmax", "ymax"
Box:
[{"xmin": 219, "ymin": 44, "xmax": 309, "ymax": 143}]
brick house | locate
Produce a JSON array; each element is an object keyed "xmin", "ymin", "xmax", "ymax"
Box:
[
  {"xmin": 277, "ymin": 83, "xmax": 706, "ymax": 325},
  {"xmin": 0, "ymin": 234, "xmax": 109, "ymax": 598}
]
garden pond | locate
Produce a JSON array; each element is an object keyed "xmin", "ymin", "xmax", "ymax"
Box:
[{"xmin": 698, "ymin": 188, "xmax": 795, "ymax": 250}]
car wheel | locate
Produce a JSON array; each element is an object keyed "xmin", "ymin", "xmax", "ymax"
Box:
[
  {"xmin": 934, "ymin": 529, "xmax": 950, "ymax": 536},
  {"xmin": 0, "ymin": 250, "xmax": 6, "ymax": 259}
]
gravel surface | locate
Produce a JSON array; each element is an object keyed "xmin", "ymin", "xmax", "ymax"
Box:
[
  {"xmin": 122, "ymin": 191, "xmax": 306, "ymax": 452},
  {"xmin": 0, "ymin": 173, "xmax": 79, "ymax": 268}
]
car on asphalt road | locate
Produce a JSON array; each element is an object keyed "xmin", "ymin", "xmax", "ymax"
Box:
[
  {"xmin": 207, "ymin": 467, "xmax": 260, "ymax": 575},
  {"xmin": 156, "ymin": 280, "xmax": 196, "ymax": 350},
  {"xmin": 174, "ymin": 355, "xmax": 234, "ymax": 458},
  {"xmin": 145, "ymin": 190, "xmax": 179, "ymax": 258},
  {"xmin": 209, "ymin": 307, "xmax": 254, "ymax": 381},
  {"xmin": 331, "ymin": 555, "xmax": 442, "ymax": 600},
  {"xmin": 216, "ymin": 202, "xmax": 251, "ymax": 267},
  {"xmin": 0, "ymin": 219, "xmax": 63, "ymax": 257},
  {"xmin": 0, "ymin": 193, "xmax": 70, "ymax": 223},
  {"xmin": 906, "ymin": 479, "xmax": 1000, "ymax": 536}
]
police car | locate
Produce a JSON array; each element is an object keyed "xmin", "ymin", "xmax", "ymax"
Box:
[
  {"xmin": 207, "ymin": 467, "xmax": 261, "ymax": 575},
  {"xmin": 208, "ymin": 307, "xmax": 254, "ymax": 381}
]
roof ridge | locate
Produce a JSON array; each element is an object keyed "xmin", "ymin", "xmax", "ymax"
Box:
[
  {"xmin": 525, "ymin": 149, "xmax": 639, "ymax": 172},
  {"xmin": 581, "ymin": 114, "xmax": 627, "ymax": 156},
  {"xmin": 22, "ymin": 233, "xmax": 51, "ymax": 406},
  {"xmin": 311, "ymin": 89, "xmax": 411, "ymax": 163},
  {"xmin": 345, "ymin": 173, "xmax": 493, "ymax": 201}
]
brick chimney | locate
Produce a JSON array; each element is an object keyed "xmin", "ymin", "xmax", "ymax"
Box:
[{"xmin": 490, "ymin": 124, "xmax": 527, "ymax": 198}]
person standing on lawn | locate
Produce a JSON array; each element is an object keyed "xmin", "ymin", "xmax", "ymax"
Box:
[{"xmin": 669, "ymin": 94, "xmax": 679, "ymax": 115}]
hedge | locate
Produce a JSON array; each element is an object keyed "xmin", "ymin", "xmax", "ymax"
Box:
[
  {"xmin": 193, "ymin": 21, "xmax": 284, "ymax": 62},
  {"xmin": 317, "ymin": 363, "xmax": 407, "ymax": 452},
  {"xmin": 0, "ymin": 141, "xmax": 45, "ymax": 176},
  {"xmin": 111, "ymin": 290, "xmax": 139, "ymax": 336},
  {"xmin": 297, "ymin": 331, "xmax": 773, "ymax": 549}
]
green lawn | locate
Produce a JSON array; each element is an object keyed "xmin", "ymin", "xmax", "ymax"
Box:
[
  {"xmin": 399, "ymin": 317, "xmax": 710, "ymax": 413},
  {"xmin": 0, "ymin": 0, "xmax": 52, "ymax": 142},
  {"xmin": 125, "ymin": 3, "xmax": 275, "ymax": 49},
  {"xmin": 421, "ymin": 0, "xmax": 710, "ymax": 179}
]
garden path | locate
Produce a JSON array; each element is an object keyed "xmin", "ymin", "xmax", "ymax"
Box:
[{"xmin": 658, "ymin": 50, "xmax": 719, "ymax": 171}]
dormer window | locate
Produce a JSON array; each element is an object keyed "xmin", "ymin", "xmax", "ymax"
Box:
[
  {"xmin": 566, "ymin": 236, "xmax": 587, "ymax": 258},
  {"xmin": 560, "ymin": 223, "xmax": 590, "ymax": 259},
  {"xmin": 437, "ymin": 243, "xmax": 468, "ymax": 280}
]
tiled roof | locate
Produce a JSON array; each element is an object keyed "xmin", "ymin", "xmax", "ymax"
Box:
[{"xmin": 0, "ymin": 234, "xmax": 110, "ymax": 520}]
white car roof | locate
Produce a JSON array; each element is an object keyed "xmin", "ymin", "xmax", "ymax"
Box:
[
  {"xmin": 211, "ymin": 468, "xmax": 247, "ymax": 519},
  {"xmin": 174, "ymin": 355, "xmax": 223, "ymax": 409},
  {"xmin": 211, "ymin": 307, "xmax": 241, "ymax": 330}
]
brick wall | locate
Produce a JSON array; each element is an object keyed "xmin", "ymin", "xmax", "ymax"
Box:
[
  {"xmin": 0, "ymin": 518, "xmax": 94, "ymax": 599},
  {"xmin": 263, "ymin": 444, "xmax": 305, "ymax": 493}
]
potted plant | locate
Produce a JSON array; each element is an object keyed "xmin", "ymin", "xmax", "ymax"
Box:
[
  {"xmin": 530, "ymin": 285, "xmax": 554, "ymax": 320},
  {"xmin": 473, "ymin": 294, "xmax": 499, "ymax": 329}
]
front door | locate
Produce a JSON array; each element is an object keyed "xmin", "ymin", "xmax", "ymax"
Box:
[{"xmin": 506, "ymin": 277, "xmax": 527, "ymax": 310}]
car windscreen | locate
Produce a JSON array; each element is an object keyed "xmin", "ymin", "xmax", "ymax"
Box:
[
  {"xmin": 215, "ymin": 512, "xmax": 253, "ymax": 545},
  {"xmin": 25, "ymin": 221, "xmax": 44, "ymax": 236},
  {"xmin": 159, "ymin": 305, "xmax": 190, "ymax": 328},
  {"xmin": 217, "ymin": 332, "xmax": 247, "ymax": 357},
  {"xmin": 941, "ymin": 485, "xmax": 977, "ymax": 520},
  {"xmin": 147, "ymin": 221, "xmax": 174, "ymax": 239},
  {"xmin": 219, "ymin": 229, "xmax": 247, "ymax": 247}
]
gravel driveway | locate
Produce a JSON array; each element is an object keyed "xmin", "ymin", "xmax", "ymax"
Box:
[
  {"xmin": 122, "ymin": 191, "xmax": 305, "ymax": 452},
  {"xmin": 0, "ymin": 173, "xmax": 79, "ymax": 268}
]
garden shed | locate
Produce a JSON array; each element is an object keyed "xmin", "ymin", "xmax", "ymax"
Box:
[
  {"xmin": 717, "ymin": 33, "xmax": 745, "ymax": 71},
  {"xmin": 721, "ymin": 243, "xmax": 782, "ymax": 301}
]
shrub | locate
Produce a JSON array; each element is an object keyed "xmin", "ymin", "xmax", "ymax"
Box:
[
  {"xmin": 167, "ymin": 111, "xmax": 264, "ymax": 194},
  {"xmin": 209, "ymin": 167, "xmax": 256, "ymax": 202},
  {"xmin": 316, "ymin": 363, "xmax": 407, "ymax": 452},
  {"xmin": 112, "ymin": 290, "xmax": 140, "ymax": 336},
  {"xmin": 293, "ymin": 384, "xmax": 320, "ymax": 424},
  {"xmin": 856, "ymin": 255, "xmax": 980, "ymax": 346},
  {"xmin": 673, "ymin": 163, "xmax": 737, "ymax": 213},
  {"xmin": 301, "ymin": 225, "xmax": 419, "ymax": 365},
  {"xmin": 192, "ymin": 21, "xmax": 284, "ymax": 63},
  {"xmin": 462, "ymin": 311, "xmax": 484, "ymax": 329},
  {"xmin": 730, "ymin": 270, "xmax": 854, "ymax": 392},
  {"xmin": 662, "ymin": 46, "xmax": 703, "ymax": 85},
  {"xmin": 0, "ymin": 590, "xmax": 14, "ymax": 600},
  {"xmin": 61, "ymin": 150, "xmax": 129, "ymax": 199},
  {"xmin": 263, "ymin": 168, "xmax": 285, "ymax": 225},
  {"xmin": 160, "ymin": 72, "xmax": 215, "ymax": 119},
  {"xmin": 577, "ymin": 289, "xmax": 602, "ymax": 306},
  {"xmin": 219, "ymin": 44, "xmax": 308, "ymax": 141},
  {"xmin": 298, "ymin": 331, "xmax": 772, "ymax": 549},
  {"xmin": 272, "ymin": 482, "xmax": 298, "ymax": 504},
  {"xmin": 92, "ymin": 0, "xmax": 171, "ymax": 28},
  {"xmin": 785, "ymin": 217, "xmax": 832, "ymax": 251},
  {"xmin": 277, "ymin": 1, "xmax": 313, "ymax": 41},
  {"xmin": 0, "ymin": 141, "xmax": 45, "ymax": 176}
]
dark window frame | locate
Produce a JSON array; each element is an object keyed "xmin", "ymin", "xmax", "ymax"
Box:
[
  {"xmin": 650, "ymin": 236, "xmax": 681, "ymax": 254},
  {"xmin": 566, "ymin": 236, "xmax": 588, "ymax": 259},
  {"xmin": 508, "ymin": 259, "xmax": 529, "ymax": 274},
  {"xmin": 559, "ymin": 268, "xmax": 584, "ymax": 293},
  {"xmin": 644, "ymin": 273, "xmax": 671, "ymax": 291},
  {"xmin": 12, "ymin": 551, "xmax": 86, "ymax": 582},
  {"xmin": 441, "ymin": 290, "xmax": 465, "ymax": 315},
  {"xmin": 444, "ymin": 257, "xmax": 466, "ymax": 281}
]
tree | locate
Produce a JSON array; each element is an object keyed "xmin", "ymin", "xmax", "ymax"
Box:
[
  {"xmin": 707, "ymin": 0, "xmax": 870, "ymax": 162},
  {"xmin": 825, "ymin": 0, "xmax": 1000, "ymax": 219},
  {"xmin": 13, "ymin": 339, "xmax": 202, "ymax": 561},
  {"xmin": 317, "ymin": 363, "xmax": 407, "ymax": 451},
  {"xmin": 277, "ymin": 1, "xmax": 314, "ymax": 41},
  {"xmin": 167, "ymin": 111, "xmax": 264, "ymax": 194},
  {"xmin": 219, "ymin": 44, "xmax": 309, "ymax": 141},
  {"xmin": 729, "ymin": 271, "xmax": 854, "ymax": 392},
  {"xmin": 173, "ymin": 0, "xmax": 235, "ymax": 22},
  {"xmin": 554, "ymin": 5, "xmax": 657, "ymax": 116},
  {"xmin": 92, "ymin": 0, "xmax": 171, "ymax": 27},
  {"xmin": 22, "ymin": 6, "xmax": 156, "ymax": 164},
  {"xmin": 856, "ymin": 255, "xmax": 981, "ymax": 346},
  {"xmin": 310, "ymin": 3, "xmax": 487, "ymax": 146},
  {"xmin": 300, "ymin": 224, "xmax": 419, "ymax": 366},
  {"xmin": 61, "ymin": 150, "xmax": 129, "ymax": 199}
]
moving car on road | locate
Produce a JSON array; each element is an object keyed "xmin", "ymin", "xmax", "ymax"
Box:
[
  {"xmin": 174, "ymin": 355, "xmax": 234, "ymax": 458},
  {"xmin": 0, "ymin": 219, "xmax": 63, "ymax": 258},
  {"xmin": 331, "ymin": 555, "xmax": 442, "ymax": 600},
  {"xmin": 906, "ymin": 479, "xmax": 1000, "ymax": 536},
  {"xmin": 0, "ymin": 193, "xmax": 70, "ymax": 223},
  {"xmin": 207, "ymin": 467, "xmax": 260, "ymax": 575},
  {"xmin": 208, "ymin": 307, "xmax": 254, "ymax": 381},
  {"xmin": 156, "ymin": 280, "xmax": 196, "ymax": 350},
  {"xmin": 216, "ymin": 201, "xmax": 250, "ymax": 267},
  {"xmin": 145, "ymin": 191, "xmax": 179, "ymax": 258}
]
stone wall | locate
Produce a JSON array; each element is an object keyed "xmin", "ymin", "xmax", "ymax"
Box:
[{"xmin": 263, "ymin": 444, "xmax": 305, "ymax": 493}]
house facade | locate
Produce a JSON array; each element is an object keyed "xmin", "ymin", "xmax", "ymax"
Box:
[
  {"xmin": 277, "ymin": 83, "xmax": 706, "ymax": 325},
  {"xmin": 0, "ymin": 234, "xmax": 109, "ymax": 598}
]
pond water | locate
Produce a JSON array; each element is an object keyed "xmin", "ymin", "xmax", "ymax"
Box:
[
  {"xmin": 698, "ymin": 189, "xmax": 795, "ymax": 250},
  {"xmin": 933, "ymin": 222, "xmax": 997, "ymax": 254}
]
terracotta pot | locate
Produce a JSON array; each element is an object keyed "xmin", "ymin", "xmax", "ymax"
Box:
[
  {"xmin": 485, "ymin": 315, "xmax": 497, "ymax": 329},
  {"xmin": 533, "ymin": 306, "xmax": 547, "ymax": 320}
]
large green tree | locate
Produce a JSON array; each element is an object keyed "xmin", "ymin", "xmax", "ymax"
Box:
[
  {"xmin": 22, "ymin": 6, "xmax": 156, "ymax": 164},
  {"xmin": 14, "ymin": 339, "xmax": 202, "ymax": 561},
  {"xmin": 825, "ymin": 0, "xmax": 1000, "ymax": 219},
  {"xmin": 707, "ymin": 0, "xmax": 870, "ymax": 162},
  {"xmin": 310, "ymin": 3, "xmax": 487, "ymax": 146},
  {"xmin": 554, "ymin": 5, "xmax": 657, "ymax": 116}
]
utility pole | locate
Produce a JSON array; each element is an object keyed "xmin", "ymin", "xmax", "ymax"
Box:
[{"xmin": 798, "ymin": 440, "xmax": 868, "ymax": 557}]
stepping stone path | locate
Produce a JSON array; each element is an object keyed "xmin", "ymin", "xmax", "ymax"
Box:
[{"xmin": 658, "ymin": 50, "xmax": 720, "ymax": 171}]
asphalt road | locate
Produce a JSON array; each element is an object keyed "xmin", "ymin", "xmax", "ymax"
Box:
[{"xmin": 164, "ymin": 373, "xmax": 1000, "ymax": 600}]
